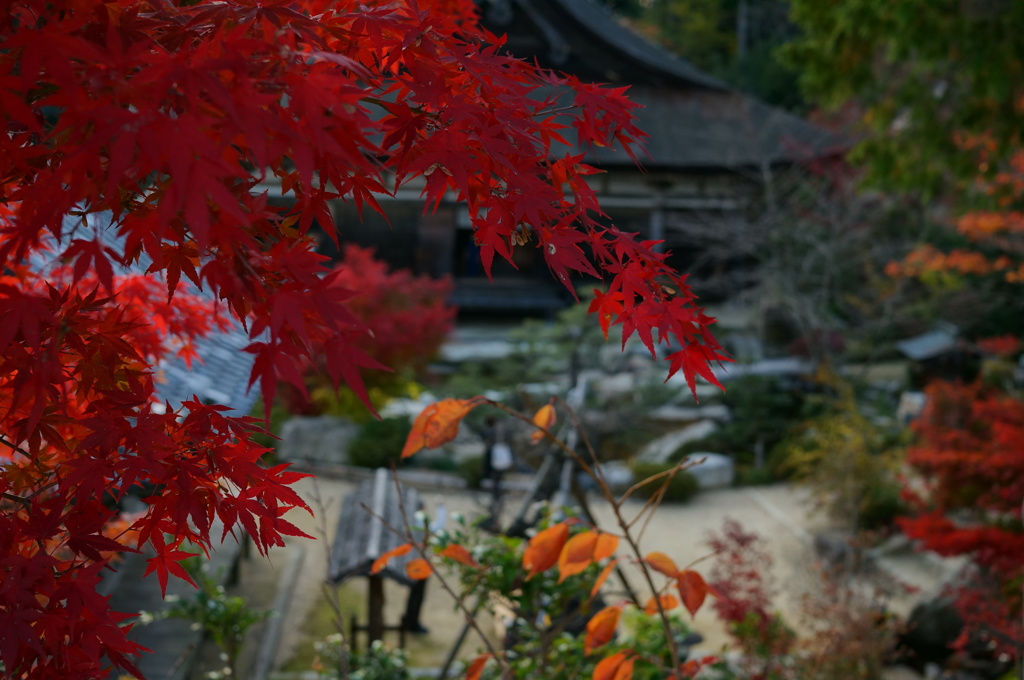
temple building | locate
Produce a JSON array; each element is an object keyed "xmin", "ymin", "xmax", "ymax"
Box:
[{"xmin": 278, "ymin": 0, "xmax": 844, "ymax": 313}]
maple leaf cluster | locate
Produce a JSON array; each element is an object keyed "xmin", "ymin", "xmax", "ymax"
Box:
[
  {"xmin": 0, "ymin": 0, "xmax": 725, "ymax": 675},
  {"xmin": 900, "ymin": 381, "xmax": 1024, "ymax": 652},
  {"xmin": 889, "ymin": 145, "xmax": 1024, "ymax": 285},
  {"xmin": 280, "ymin": 244, "xmax": 456, "ymax": 413},
  {"xmin": 327, "ymin": 245, "xmax": 455, "ymax": 373}
]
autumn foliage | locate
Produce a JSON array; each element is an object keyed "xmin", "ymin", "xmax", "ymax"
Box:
[
  {"xmin": 888, "ymin": 146, "xmax": 1024, "ymax": 285},
  {"xmin": 900, "ymin": 380, "xmax": 1024, "ymax": 653},
  {"xmin": 0, "ymin": 0, "xmax": 727, "ymax": 676},
  {"xmin": 328, "ymin": 245, "xmax": 455, "ymax": 373},
  {"xmin": 389, "ymin": 398, "xmax": 715, "ymax": 680},
  {"xmin": 282, "ymin": 244, "xmax": 455, "ymax": 413}
]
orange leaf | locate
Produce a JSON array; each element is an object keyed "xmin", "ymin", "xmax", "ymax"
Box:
[
  {"xmin": 402, "ymin": 398, "xmax": 483, "ymax": 458},
  {"xmin": 584, "ymin": 605, "xmax": 621, "ymax": 653},
  {"xmin": 530, "ymin": 400, "xmax": 556, "ymax": 443},
  {"xmin": 593, "ymin": 650, "xmax": 634, "ymax": 680},
  {"xmin": 677, "ymin": 569, "xmax": 709, "ymax": 617},
  {"xmin": 590, "ymin": 558, "xmax": 618, "ymax": 598},
  {"xmin": 558, "ymin": 530, "xmax": 598, "ymax": 582},
  {"xmin": 406, "ymin": 557, "xmax": 433, "ymax": 580},
  {"xmin": 522, "ymin": 522, "xmax": 569, "ymax": 578},
  {"xmin": 613, "ymin": 655, "xmax": 635, "ymax": 680},
  {"xmin": 644, "ymin": 551, "xmax": 679, "ymax": 578},
  {"xmin": 643, "ymin": 593, "xmax": 680, "ymax": 615},
  {"xmin": 371, "ymin": 543, "xmax": 412, "ymax": 574},
  {"xmin": 466, "ymin": 653, "xmax": 492, "ymax": 680},
  {"xmin": 593, "ymin": 533, "xmax": 619, "ymax": 561},
  {"xmin": 438, "ymin": 543, "xmax": 478, "ymax": 568}
]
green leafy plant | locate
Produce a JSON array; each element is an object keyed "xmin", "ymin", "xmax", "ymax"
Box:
[
  {"xmin": 313, "ymin": 637, "xmax": 409, "ymax": 680},
  {"xmin": 619, "ymin": 609, "xmax": 699, "ymax": 680},
  {"xmin": 779, "ymin": 371, "xmax": 906, "ymax": 531},
  {"xmin": 670, "ymin": 375, "xmax": 807, "ymax": 481},
  {"xmin": 145, "ymin": 557, "xmax": 270, "ymax": 679},
  {"xmin": 347, "ymin": 416, "xmax": 413, "ymax": 469},
  {"xmin": 457, "ymin": 455, "xmax": 486, "ymax": 490}
]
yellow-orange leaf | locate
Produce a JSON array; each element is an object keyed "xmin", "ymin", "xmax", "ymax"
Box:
[
  {"xmin": 593, "ymin": 533, "xmax": 619, "ymax": 561},
  {"xmin": 522, "ymin": 522, "xmax": 569, "ymax": 578},
  {"xmin": 438, "ymin": 543, "xmax": 478, "ymax": 568},
  {"xmin": 466, "ymin": 653, "xmax": 492, "ymax": 680},
  {"xmin": 590, "ymin": 558, "xmax": 618, "ymax": 598},
  {"xmin": 677, "ymin": 569, "xmax": 709, "ymax": 617},
  {"xmin": 644, "ymin": 551, "xmax": 679, "ymax": 578},
  {"xmin": 593, "ymin": 650, "xmax": 634, "ymax": 680},
  {"xmin": 584, "ymin": 605, "xmax": 621, "ymax": 653},
  {"xmin": 558, "ymin": 530, "xmax": 598, "ymax": 582},
  {"xmin": 371, "ymin": 543, "xmax": 412, "ymax": 574},
  {"xmin": 643, "ymin": 593, "xmax": 680, "ymax": 615},
  {"xmin": 406, "ymin": 558, "xmax": 433, "ymax": 580},
  {"xmin": 402, "ymin": 398, "xmax": 483, "ymax": 458},
  {"xmin": 530, "ymin": 401, "xmax": 556, "ymax": 443}
]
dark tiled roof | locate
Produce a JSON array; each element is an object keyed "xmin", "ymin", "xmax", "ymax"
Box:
[
  {"xmin": 481, "ymin": 0, "xmax": 847, "ymax": 169},
  {"xmin": 585, "ymin": 86, "xmax": 845, "ymax": 169},
  {"xmin": 46, "ymin": 213, "xmax": 260, "ymax": 417},
  {"xmin": 896, "ymin": 323, "xmax": 962, "ymax": 361},
  {"xmin": 156, "ymin": 329, "xmax": 260, "ymax": 417},
  {"xmin": 481, "ymin": 0, "xmax": 726, "ymax": 89}
]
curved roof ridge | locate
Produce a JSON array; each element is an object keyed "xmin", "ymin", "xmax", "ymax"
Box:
[{"xmin": 549, "ymin": 0, "xmax": 729, "ymax": 91}]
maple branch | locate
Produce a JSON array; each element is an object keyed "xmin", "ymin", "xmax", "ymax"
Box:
[
  {"xmin": 2, "ymin": 491, "xmax": 30, "ymax": 508},
  {"xmin": 531, "ymin": 104, "xmax": 584, "ymax": 118},
  {"xmin": 0, "ymin": 435, "xmax": 31, "ymax": 460}
]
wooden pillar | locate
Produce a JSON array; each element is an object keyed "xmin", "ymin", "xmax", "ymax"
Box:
[{"xmin": 368, "ymin": 574, "xmax": 385, "ymax": 642}]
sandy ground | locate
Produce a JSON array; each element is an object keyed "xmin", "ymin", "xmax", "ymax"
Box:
[{"xmin": 208, "ymin": 475, "xmax": 944, "ymax": 678}]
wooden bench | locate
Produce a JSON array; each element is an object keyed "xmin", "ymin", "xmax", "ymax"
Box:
[{"xmin": 327, "ymin": 468, "xmax": 422, "ymax": 651}]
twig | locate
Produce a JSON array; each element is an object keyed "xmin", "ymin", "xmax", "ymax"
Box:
[
  {"xmin": 356, "ymin": 469, "xmax": 512, "ymax": 676},
  {"xmin": 306, "ymin": 475, "xmax": 350, "ymax": 679},
  {"xmin": 2, "ymin": 491, "xmax": 30, "ymax": 508},
  {"xmin": 0, "ymin": 435, "xmax": 32, "ymax": 459},
  {"xmin": 488, "ymin": 399, "xmax": 686, "ymax": 677},
  {"xmin": 558, "ymin": 397, "xmax": 608, "ymax": 489}
]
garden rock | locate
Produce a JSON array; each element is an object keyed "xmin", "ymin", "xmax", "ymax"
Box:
[
  {"xmin": 896, "ymin": 598, "xmax": 963, "ymax": 672},
  {"xmin": 637, "ymin": 420, "xmax": 719, "ymax": 464},
  {"xmin": 278, "ymin": 416, "xmax": 359, "ymax": 467},
  {"xmin": 599, "ymin": 460, "xmax": 635, "ymax": 492},
  {"xmin": 682, "ymin": 452, "xmax": 734, "ymax": 489},
  {"xmin": 648, "ymin": 404, "xmax": 731, "ymax": 424},
  {"xmin": 594, "ymin": 372, "xmax": 635, "ymax": 403}
]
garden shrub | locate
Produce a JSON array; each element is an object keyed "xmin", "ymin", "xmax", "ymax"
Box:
[
  {"xmin": 779, "ymin": 372, "xmax": 905, "ymax": 529},
  {"xmin": 457, "ymin": 455, "xmax": 485, "ymax": 490},
  {"xmin": 856, "ymin": 478, "xmax": 908, "ymax": 531},
  {"xmin": 668, "ymin": 375, "xmax": 807, "ymax": 475},
  {"xmin": 735, "ymin": 464, "xmax": 777, "ymax": 487},
  {"xmin": 629, "ymin": 463, "xmax": 700, "ymax": 503},
  {"xmin": 347, "ymin": 416, "xmax": 412, "ymax": 468},
  {"xmin": 314, "ymin": 637, "xmax": 409, "ymax": 680}
]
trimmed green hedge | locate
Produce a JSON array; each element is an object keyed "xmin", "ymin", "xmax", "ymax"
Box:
[
  {"xmin": 629, "ymin": 463, "xmax": 700, "ymax": 503},
  {"xmin": 347, "ymin": 416, "xmax": 411, "ymax": 468}
]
